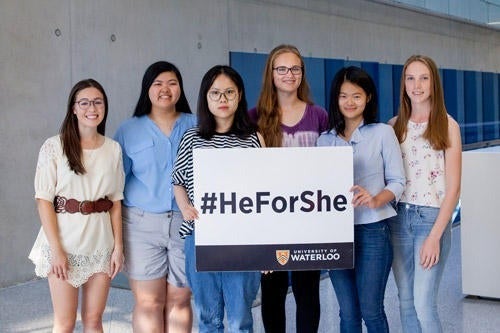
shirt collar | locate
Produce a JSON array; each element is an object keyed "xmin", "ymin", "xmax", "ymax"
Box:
[
  {"xmin": 349, "ymin": 120, "xmax": 365, "ymax": 144},
  {"xmin": 333, "ymin": 120, "xmax": 365, "ymax": 144}
]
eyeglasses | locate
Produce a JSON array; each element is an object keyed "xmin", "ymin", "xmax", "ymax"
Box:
[
  {"xmin": 75, "ymin": 98, "xmax": 105, "ymax": 110},
  {"xmin": 273, "ymin": 66, "xmax": 303, "ymax": 75},
  {"xmin": 208, "ymin": 89, "xmax": 238, "ymax": 101}
]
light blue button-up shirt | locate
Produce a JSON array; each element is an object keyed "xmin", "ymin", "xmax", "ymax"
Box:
[
  {"xmin": 317, "ymin": 122, "xmax": 405, "ymax": 225},
  {"xmin": 114, "ymin": 113, "xmax": 196, "ymax": 213}
]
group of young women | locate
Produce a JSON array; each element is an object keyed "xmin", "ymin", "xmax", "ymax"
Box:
[{"xmin": 28, "ymin": 43, "xmax": 461, "ymax": 333}]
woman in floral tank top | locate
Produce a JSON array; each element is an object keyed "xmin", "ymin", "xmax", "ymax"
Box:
[{"xmin": 389, "ymin": 55, "xmax": 462, "ymax": 333}]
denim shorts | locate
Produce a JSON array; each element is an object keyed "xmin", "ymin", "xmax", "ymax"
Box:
[{"xmin": 122, "ymin": 206, "xmax": 187, "ymax": 288}]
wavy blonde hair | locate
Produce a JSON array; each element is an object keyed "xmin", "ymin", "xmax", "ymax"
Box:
[
  {"xmin": 256, "ymin": 44, "xmax": 312, "ymax": 147},
  {"xmin": 393, "ymin": 55, "xmax": 449, "ymax": 150}
]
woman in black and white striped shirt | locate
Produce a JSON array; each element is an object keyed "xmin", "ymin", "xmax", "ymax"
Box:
[{"xmin": 172, "ymin": 65, "xmax": 265, "ymax": 332}]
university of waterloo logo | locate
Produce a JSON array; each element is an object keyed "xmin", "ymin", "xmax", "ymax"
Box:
[{"xmin": 276, "ymin": 250, "xmax": 290, "ymax": 266}]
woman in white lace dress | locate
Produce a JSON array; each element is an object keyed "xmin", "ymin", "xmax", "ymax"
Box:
[{"xmin": 29, "ymin": 79, "xmax": 125, "ymax": 332}]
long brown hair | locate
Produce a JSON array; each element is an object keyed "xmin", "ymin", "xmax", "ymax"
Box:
[
  {"xmin": 60, "ymin": 79, "xmax": 108, "ymax": 174},
  {"xmin": 256, "ymin": 44, "xmax": 312, "ymax": 147},
  {"xmin": 393, "ymin": 55, "xmax": 449, "ymax": 150}
]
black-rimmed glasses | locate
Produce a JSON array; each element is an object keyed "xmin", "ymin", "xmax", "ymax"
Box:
[
  {"xmin": 208, "ymin": 89, "xmax": 238, "ymax": 101},
  {"xmin": 75, "ymin": 98, "xmax": 105, "ymax": 110},
  {"xmin": 273, "ymin": 66, "xmax": 303, "ymax": 75}
]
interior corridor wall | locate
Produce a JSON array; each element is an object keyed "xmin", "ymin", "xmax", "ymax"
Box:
[{"xmin": 1, "ymin": 0, "xmax": 499, "ymax": 286}]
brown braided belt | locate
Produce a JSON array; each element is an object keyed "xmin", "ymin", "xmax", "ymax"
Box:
[{"xmin": 53, "ymin": 196, "xmax": 113, "ymax": 215}]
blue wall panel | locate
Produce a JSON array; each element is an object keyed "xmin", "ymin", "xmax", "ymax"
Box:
[
  {"xmin": 304, "ymin": 57, "xmax": 326, "ymax": 108},
  {"xmin": 231, "ymin": 51, "xmax": 500, "ymax": 145},
  {"xmin": 443, "ymin": 69, "xmax": 466, "ymax": 139},
  {"xmin": 392, "ymin": 65, "xmax": 403, "ymax": 118},
  {"xmin": 464, "ymin": 71, "xmax": 483, "ymax": 144},
  {"xmin": 378, "ymin": 64, "xmax": 395, "ymax": 122},
  {"xmin": 482, "ymin": 73, "xmax": 497, "ymax": 140},
  {"xmin": 498, "ymin": 73, "xmax": 500, "ymax": 139},
  {"xmin": 360, "ymin": 62, "xmax": 379, "ymax": 83},
  {"xmin": 345, "ymin": 60, "xmax": 362, "ymax": 68},
  {"xmin": 229, "ymin": 52, "xmax": 267, "ymax": 109},
  {"xmin": 443, "ymin": 69, "xmax": 459, "ymax": 120},
  {"xmin": 324, "ymin": 59, "xmax": 345, "ymax": 111},
  {"xmin": 360, "ymin": 62, "xmax": 382, "ymax": 121},
  {"xmin": 481, "ymin": 72, "xmax": 499, "ymax": 141}
]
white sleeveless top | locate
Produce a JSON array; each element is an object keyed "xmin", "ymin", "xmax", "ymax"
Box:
[{"xmin": 399, "ymin": 121, "xmax": 445, "ymax": 207}]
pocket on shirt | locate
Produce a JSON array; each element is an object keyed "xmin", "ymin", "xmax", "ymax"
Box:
[{"xmin": 127, "ymin": 139, "xmax": 155, "ymax": 173}]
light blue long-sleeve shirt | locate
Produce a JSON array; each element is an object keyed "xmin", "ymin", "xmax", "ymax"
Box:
[
  {"xmin": 317, "ymin": 122, "xmax": 405, "ymax": 225},
  {"xmin": 114, "ymin": 113, "xmax": 196, "ymax": 213}
]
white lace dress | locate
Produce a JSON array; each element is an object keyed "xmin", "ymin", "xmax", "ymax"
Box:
[{"xmin": 28, "ymin": 135, "xmax": 124, "ymax": 287}]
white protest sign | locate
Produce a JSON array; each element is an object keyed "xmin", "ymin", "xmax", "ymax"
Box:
[{"xmin": 193, "ymin": 146, "xmax": 353, "ymax": 271}]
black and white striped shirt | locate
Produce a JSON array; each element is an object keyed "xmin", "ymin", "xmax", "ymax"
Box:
[{"xmin": 172, "ymin": 127, "xmax": 262, "ymax": 237}]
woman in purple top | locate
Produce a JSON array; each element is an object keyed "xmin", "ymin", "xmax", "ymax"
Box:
[{"xmin": 248, "ymin": 44, "xmax": 328, "ymax": 333}]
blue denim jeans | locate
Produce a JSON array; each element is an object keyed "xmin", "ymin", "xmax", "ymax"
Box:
[
  {"xmin": 185, "ymin": 235, "xmax": 260, "ymax": 333},
  {"xmin": 329, "ymin": 219, "xmax": 392, "ymax": 333},
  {"xmin": 388, "ymin": 203, "xmax": 452, "ymax": 333}
]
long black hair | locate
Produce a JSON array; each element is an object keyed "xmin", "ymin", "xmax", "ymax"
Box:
[
  {"xmin": 328, "ymin": 66, "xmax": 378, "ymax": 136},
  {"xmin": 133, "ymin": 61, "xmax": 191, "ymax": 117},
  {"xmin": 197, "ymin": 65, "xmax": 256, "ymax": 139}
]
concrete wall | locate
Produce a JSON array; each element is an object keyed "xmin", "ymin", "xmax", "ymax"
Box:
[{"xmin": 1, "ymin": 0, "xmax": 499, "ymax": 287}]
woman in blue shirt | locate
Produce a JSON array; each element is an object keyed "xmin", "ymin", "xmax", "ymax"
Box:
[
  {"xmin": 114, "ymin": 61, "xmax": 196, "ymax": 332},
  {"xmin": 317, "ymin": 66, "xmax": 405, "ymax": 333}
]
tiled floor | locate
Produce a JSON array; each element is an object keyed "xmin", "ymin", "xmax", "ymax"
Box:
[{"xmin": 1, "ymin": 225, "xmax": 499, "ymax": 332}]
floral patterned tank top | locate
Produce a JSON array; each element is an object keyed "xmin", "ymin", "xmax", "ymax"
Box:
[{"xmin": 399, "ymin": 121, "xmax": 445, "ymax": 207}]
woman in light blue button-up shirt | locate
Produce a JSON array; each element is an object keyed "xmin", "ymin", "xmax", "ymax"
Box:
[
  {"xmin": 114, "ymin": 61, "xmax": 196, "ymax": 332},
  {"xmin": 317, "ymin": 66, "xmax": 405, "ymax": 333}
]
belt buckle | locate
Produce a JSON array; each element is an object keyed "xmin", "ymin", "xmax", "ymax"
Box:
[
  {"xmin": 54, "ymin": 196, "xmax": 67, "ymax": 213},
  {"xmin": 79, "ymin": 200, "xmax": 93, "ymax": 215}
]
